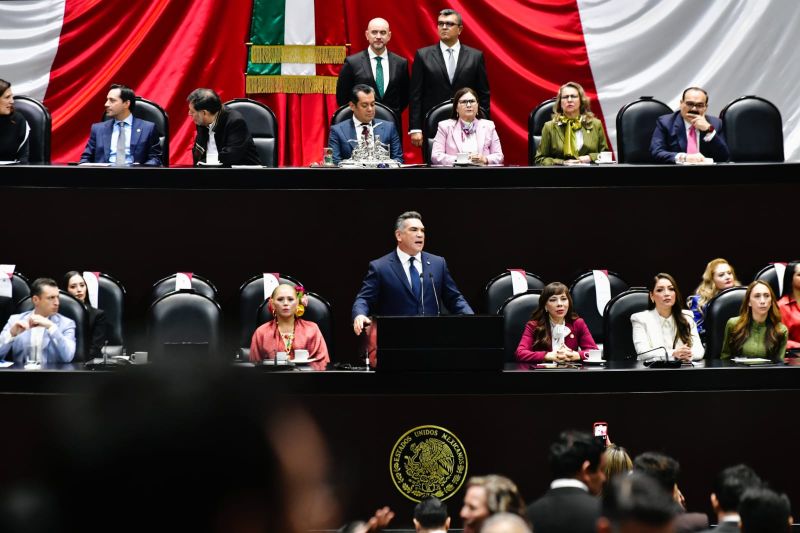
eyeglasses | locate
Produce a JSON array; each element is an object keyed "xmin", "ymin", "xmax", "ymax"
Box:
[
  {"xmin": 437, "ymin": 21, "xmax": 459, "ymax": 28},
  {"xmin": 683, "ymin": 101, "xmax": 707, "ymax": 109},
  {"xmin": 458, "ymin": 99, "xmax": 476, "ymax": 106},
  {"xmin": 560, "ymin": 94, "xmax": 579, "ymax": 100}
]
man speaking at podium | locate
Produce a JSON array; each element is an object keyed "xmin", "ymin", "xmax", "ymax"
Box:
[{"xmin": 352, "ymin": 211, "xmax": 473, "ymax": 335}]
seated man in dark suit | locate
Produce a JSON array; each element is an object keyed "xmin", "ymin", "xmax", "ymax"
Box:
[
  {"xmin": 650, "ymin": 86, "xmax": 729, "ymax": 164},
  {"xmin": 187, "ymin": 88, "xmax": 261, "ymax": 167},
  {"xmin": 352, "ymin": 210, "xmax": 472, "ymax": 335},
  {"xmin": 328, "ymin": 84, "xmax": 403, "ymax": 165},
  {"xmin": 79, "ymin": 84, "xmax": 162, "ymax": 166},
  {"xmin": 527, "ymin": 430, "xmax": 605, "ymax": 533},
  {"xmin": 739, "ymin": 488, "xmax": 793, "ymax": 533},
  {"xmin": 597, "ymin": 473, "xmax": 677, "ymax": 533},
  {"xmin": 700, "ymin": 464, "xmax": 763, "ymax": 533}
]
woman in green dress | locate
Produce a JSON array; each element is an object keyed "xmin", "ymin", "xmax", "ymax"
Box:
[{"xmin": 721, "ymin": 280, "xmax": 788, "ymax": 360}]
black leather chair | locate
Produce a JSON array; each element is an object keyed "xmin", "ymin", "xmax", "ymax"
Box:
[
  {"xmin": 719, "ymin": 95, "xmax": 783, "ymax": 162},
  {"xmin": 331, "ymin": 101, "xmax": 399, "ymax": 127},
  {"xmin": 528, "ymin": 97, "xmax": 556, "ymax": 165},
  {"xmin": 569, "ymin": 271, "xmax": 629, "ymax": 344},
  {"xmin": 615, "ymin": 96, "xmax": 671, "ymax": 163},
  {"xmin": 256, "ymin": 291, "xmax": 334, "ymax": 353},
  {"xmin": 753, "ymin": 264, "xmax": 782, "ymax": 299},
  {"xmin": 422, "ymin": 99, "xmax": 488, "ymax": 164},
  {"xmin": 238, "ymin": 274, "xmax": 302, "ymax": 357},
  {"xmin": 13, "ymin": 95, "xmax": 51, "ymax": 164},
  {"xmin": 102, "ymin": 96, "xmax": 169, "ymax": 166},
  {"xmin": 704, "ymin": 286, "xmax": 747, "ymax": 359},
  {"xmin": 497, "ymin": 290, "xmax": 541, "ymax": 362},
  {"xmin": 148, "ymin": 290, "xmax": 222, "ymax": 362},
  {"xmin": 151, "ymin": 273, "xmax": 218, "ymax": 303},
  {"xmin": 484, "ymin": 271, "xmax": 545, "ymax": 315},
  {"xmin": 602, "ymin": 288, "xmax": 649, "ymax": 361},
  {"xmin": 0, "ymin": 272, "xmax": 30, "ymax": 331},
  {"xmin": 97, "ymin": 273, "xmax": 126, "ymax": 352},
  {"xmin": 16, "ymin": 291, "xmax": 89, "ymax": 362},
  {"xmin": 224, "ymin": 98, "xmax": 278, "ymax": 167}
]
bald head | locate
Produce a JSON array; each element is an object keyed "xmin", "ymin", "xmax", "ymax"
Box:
[{"xmin": 365, "ymin": 18, "xmax": 391, "ymax": 55}]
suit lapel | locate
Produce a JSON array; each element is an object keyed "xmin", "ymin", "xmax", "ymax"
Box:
[
  {"xmin": 475, "ymin": 120, "xmax": 486, "ymax": 153},
  {"xmin": 453, "ymin": 46, "xmax": 467, "ymax": 81},
  {"xmin": 672, "ymin": 113, "xmax": 687, "ymax": 151},
  {"xmin": 101, "ymin": 120, "xmax": 114, "ymax": 162},
  {"xmin": 451, "ymin": 121, "xmax": 466, "ymax": 153},
  {"xmin": 390, "ymin": 253, "xmax": 415, "ymax": 297},
  {"xmin": 130, "ymin": 117, "xmax": 142, "ymax": 155},
  {"xmin": 360, "ymin": 50, "xmax": 377, "ymax": 88},
  {"xmin": 432, "ymin": 47, "xmax": 450, "ymax": 87}
]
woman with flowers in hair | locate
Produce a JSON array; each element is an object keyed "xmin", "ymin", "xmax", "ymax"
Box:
[
  {"xmin": 535, "ymin": 81, "xmax": 609, "ymax": 166},
  {"xmin": 249, "ymin": 283, "xmax": 329, "ymax": 369}
]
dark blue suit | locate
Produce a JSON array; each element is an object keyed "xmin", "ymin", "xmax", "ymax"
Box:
[
  {"xmin": 650, "ymin": 110, "xmax": 729, "ymax": 163},
  {"xmin": 328, "ymin": 120, "xmax": 403, "ymax": 164},
  {"xmin": 352, "ymin": 250, "xmax": 473, "ymax": 319},
  {"xmin": 80, "ymin": 117, "xmax": 162, "ymax": 166}
]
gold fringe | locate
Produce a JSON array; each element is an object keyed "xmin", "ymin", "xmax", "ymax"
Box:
[
  {"xmin": 249, "ymin": 45, "xmax": 346, "ymax": 65},
  {"xmin": 246, "ymin": 75, "xmax": 338, "ymax": 94}
]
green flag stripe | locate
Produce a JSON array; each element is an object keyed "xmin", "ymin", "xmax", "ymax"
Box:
[{"xmin": 249, "ymin": 0, "xmax": 285, "ymax": 45}]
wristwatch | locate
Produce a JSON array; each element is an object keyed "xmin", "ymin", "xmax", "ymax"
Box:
[{"xmin": 705, "ymin": 124, "xmax": 715, "ymax": 134}]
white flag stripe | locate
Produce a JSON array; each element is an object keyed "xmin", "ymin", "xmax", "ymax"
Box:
[
  {"xmin": 282, "ymin": 0, "xmax": 315, "ymax": 76},
  {"xmin": 578, "ymin": 0, "xmax": 800, "ymax": 161},
  {"xmin": 0, "ymin": 0, "xmax": 66, "ymax": 100}
]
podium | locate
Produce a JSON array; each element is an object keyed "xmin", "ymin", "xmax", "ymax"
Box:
[{"xmin": 375, "ymin": 315, "xmax": 504, "ymax": 371}]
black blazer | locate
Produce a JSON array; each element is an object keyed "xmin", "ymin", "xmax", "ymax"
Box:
[
  {"xmin": 526, "ymin": 487, "xmax": 600, "ymax": 533},
  {"xmin": 409, "ymin": 43, "xmax": 490, "ymax": 131},
  {"xmin": 336, "ymin": 50, "xmax": 410, "ymax": 117},
  {"xmin": 86, "ymin": 306, "xmax": 108, "ymax": 359},
  {"xmin": 192, "ymin": 107, "xmax": 261, "ymax": 166}
]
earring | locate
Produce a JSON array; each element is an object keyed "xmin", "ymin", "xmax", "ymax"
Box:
[{"xmin": 267, "ymin": 300, "xmax": 274, "ymax": 314}]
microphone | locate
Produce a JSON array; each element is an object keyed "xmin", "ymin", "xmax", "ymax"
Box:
[
  {"xmin": 639, "ymin": 346, "xmax": 681, "ymax": 368},
  {"xmin": 428, "ymin": 272, "xmax": 440, "ymax": 316},
  {"xmin": 420, "ymin": 273, "xmax": 425, "ymax": 316}
]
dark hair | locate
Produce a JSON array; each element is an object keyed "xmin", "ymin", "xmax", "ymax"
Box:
[
  {"xmin": 780, "ymin": 261, "xmax": 800, "ymax": 298},
  {"xmin": 714, "ymin": 464, "xmax": 763, "ymax": 513},
  {"xmin": 548, "ymin": 430, "xmax": 605, "ymax": 479},
  {"xmin": 63, "ymin": 271, "xmax": 95, "ymax": 310},
  {"xmin": 739, "ymin": 488, "xmax": 792, "ymax": 533},
  {"xmin": 528, "ymin": 282, "xmax": 578, "ymax": 351},
  {"xmin": 187, "ymin": 88, "xmax": 222, "ymax": 114},
  {"xmin": 30, "ymin": 278, "xmax": 58, "ymax": 297},
  {"xmin": 450, "ymin": 87, "xmax": 485, "ymax": 120},
  {"xmin": 0, "ymin": 79, "xmax": 15, "ymax": 118},
  {"xmin": 633, "ymin": 452, "xmax": 679, "ymax": 494},
  {"xmin": 438, "ymin": 8, "xmax": 462, "ymax": 25},
  {"xmin": 395, "ymin": 210, "xmax": 422, "ymax": 231},
  {"xmin": 647, "ymin": 273, "xmax": 693, "ymax": 347},
  {"xmin": 414, "ymin": 496, "xmax": 448, "ymax": 529},
  {"xmin": 110, "ymin": 84, "xmax": 136, "ymax": 112},
  {"xmin": 729, "ymin": 281, "xmax": 785, "ymax": 358},
  {"xmin": 349, "ymin": 84, "xmax": 374, "ymax": 105},
  {"xmin": 681, "ymin": 86, "xmax": 709, "ymax": 105},
  {"xmin": 602, "ymin": 473, "xmax": 677, "ymax": 526}
]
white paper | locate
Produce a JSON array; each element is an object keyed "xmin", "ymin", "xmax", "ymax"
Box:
[
  {"xmin": 0, "ymin": 264, "xmax": 14, "ymax": 299},
  {"xmin": 592, "ymin": 270, "xmax": 612, "ymax": 316},
  {"xmin": 263, "ymin": 273, "xmax": 280, "ymax": 301},
  {"xmin": 78, "ymin": 162, "xmax": 112, "ymax": 167},
  {"xmin": 176, "ymin": 272, "xmax": 193, "ymax": 291},
  {"xmin": 508, "ymin": 269, "xmax": 528, "ymax": 295},
  {"xmin": 774, "ymin": 263, "xmax": 787, "ymax": 297},
  {"xmin": 83, "ymin": 271, "xmax": 99, "ymax": 308},
  {"xmin": 0, "ymin": 361, "xmax": 14, "ymax": 368}
]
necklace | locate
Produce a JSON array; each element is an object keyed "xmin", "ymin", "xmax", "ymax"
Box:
[{"xmin": 278, "ymin": 321, "xmax": 295, "ymax": 353}]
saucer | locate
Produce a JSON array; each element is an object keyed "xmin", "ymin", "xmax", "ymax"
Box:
[{"xmin": 584, "ymin": 359, "xmax": 605, "ymax": 365}]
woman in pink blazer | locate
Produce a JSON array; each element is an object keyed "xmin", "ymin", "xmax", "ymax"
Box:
[{"xmin": 430, "ymin": 87, "xmax": 504, "ymax": 166}]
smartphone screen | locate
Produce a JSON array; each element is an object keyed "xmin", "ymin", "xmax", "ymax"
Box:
[{"xmin": 593, "ymin": 422, "xmax": 608, "ymax": 446}]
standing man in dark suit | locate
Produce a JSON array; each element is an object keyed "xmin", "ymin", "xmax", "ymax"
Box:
[
  {"xmin": 526, "ymin": 430, "xmax": 606, "ymax": 533},
  {"xmin": 408, "ymin": 8, "xmax": 490, "ymax": 148},
  {"xmin": 698, "ymin": 465, "xmax": 763, "ymax": 533},
  {"xmin": 187, "ymin": 88, "xmax": 261, "ymax": 167},
  {"xmin": 336, "ymin": 17, "xmax": 409, "ymax": 131},
  {"xmin": 650, "ymin": 86, "xmax": 730, "ymax": 163},
  {"xmin": 79, "ymin": 84, "xmax": 162, "ymax": 166},
  {"xmin": 352, "ymin": 210, "xmax": 473, "ymax": 335}
]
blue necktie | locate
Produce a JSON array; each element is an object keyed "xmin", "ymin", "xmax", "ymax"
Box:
[{"xmin": 409, "ymin": 256, "xmax": 422, "ymax": 305}]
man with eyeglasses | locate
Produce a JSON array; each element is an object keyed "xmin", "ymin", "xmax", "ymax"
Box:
[
  {"xmin": 650, "ymin": 86, "xmax": 730, "ymax": 164},
  {"xmin": 408, "ymin": 8, "xmax": 490, "ymax": 149}
]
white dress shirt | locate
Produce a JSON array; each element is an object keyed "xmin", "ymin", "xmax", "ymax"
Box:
[
  {"xmin": 207, "ymin": 117, "xmax": 220, "ymax": 164},
  {"xmin": 368, "ymin": 48, "xmax": 390, "ymax": 94},
  {"xmin": 439, "ymin": 40, "xmax": 461, "ymax": 72},
  {"xmin": 550, "ymin": 478, "xmax": 589, "ymax": 491},
  {"xmin": 109, "ymin": 113, "xmax": 133, "ymax": 164},
  {"xmin": 396, "ymin": 247, "xmax": 423, "ymax": 286}
]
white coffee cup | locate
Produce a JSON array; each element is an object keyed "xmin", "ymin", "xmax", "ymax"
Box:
[
  {"xmin": 597, "ymin": 151, "xmax": 613, "ymax": 163},
  {"xmin": 294, "ymin": 349, "xmax": 310, "ymax": 362},
  {"xmin": 276, "ymin": 351, "xmax": 288, "ymax": 362},
  {"xmin": 586, "ymin": 349, "xmax": 603, "ymax": 361},
  {"xmin": 131, "ymin": 351, "xmax": 149, "ymax": 365},
  {"xmin": 456, "ymin": 152, "xmax": 470, "ymax": 164}
]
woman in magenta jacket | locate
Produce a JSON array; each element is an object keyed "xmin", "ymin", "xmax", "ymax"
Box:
[{"xmin": 515, "ymin": 281, "xmax": 598, "ymax": 363}]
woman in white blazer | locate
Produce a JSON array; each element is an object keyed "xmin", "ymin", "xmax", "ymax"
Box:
[
  {"xmin": 630, "ymin": 273, "xmax": 704, "ymax": 362},
  {"xmin": 430, "ymin": 87, "xmax": 503, "ymax": 166}
]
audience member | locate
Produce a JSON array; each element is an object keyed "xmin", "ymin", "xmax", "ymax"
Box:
[
  {"xmin": 650, "ymin": 86, "xmax": 730, "ymax": 164},
  {"xmin": 430, "ymin": 86, "xmax": 503, "ymax": 166},
  {"xmin": 0, "ymin": 278, "xmax": 75, "ymax": 364},
  {"xmin": 687, "ymin": 258, "xmax": 740, "ymax": 336},
  {"xmin": 79, "ymin": 84, "xmax": 162, "ymax": 166},
  {"xmin": 187, "ymin": 88, "xmax": 261, "ymax": 166},
  {"xmin": 414, "ymin": 496, "xmax": 449, "ymax": 532},
  {"xmin": 596, "ymin": 472, "xmax": 677, "ymax": 533},
  {"xmin": 461, "ymin": 475, "xmax": 526, "ymax": 533},
  {"xmin": 0, "ymin": 79, "xmax": 29, "ymax": 163},
  {"xmin": 409, "ymin": 8, "xmax": 490, "ymax": 148},
  {"xmin": 352, "ymin": 210, "xmax": 473, "ymax": 336},
  {"xmin": 739, "ymin": 488, "xmax": 793, "ymax": 533},
  {"xmin": 535, "ymin": 81, "xmax": 609, "ymax": 166},
  {"xmin": 633, "ymin": 452, "xmax": 708, "ymax": 532},
  {"xmin": 335, "ymin": 18, "xmax": 409, "ymax": 129},
  {"xmin": 631, "ymin": 273, "xmax": 704, "ymax": 362},
  {"xmin": 515, "ymin": 281, "xmax": 597, "ymax": 363},
  {"xmin": 63, "ymin": 271, "xmax": 107, "ymax": 359},
  {"xmin": 328, "ymin": 84, "xmax": 403, "ymax": 164},
  {"xmin": 338, "ymin": 507, "xmax": 396, "ymax": 533},
  {"xmin": 721, "ymin": 280, "xmax": 788, "ymax": 360},
  {"xmin": 527, "ymin": 430, "xmax": 605, "ymax": 533},
  {"xmin": 602, "ymin": 444, "xmax": 633, "ymax": 489},
  {"xmin": 699, "ymin": 464, "xmax": 763, "ymax": 533},
  {"xmin": 480, "ymin": 513, "xmax": 532, "ymax": 533},
  {"xmin": 778, "ymin": 261, "xmax": 800, "ymax": 351},
  {"xmin": 250, "ymin": 284, "xmax": 329, "ymax": 370}
]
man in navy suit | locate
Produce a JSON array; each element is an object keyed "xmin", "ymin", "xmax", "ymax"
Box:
[
  {"xmin": 650, "ymin": 86, "xmax": 729, "ymax": 164},
  {"xmin": 329, "ymin": 84, "xmax": 403, "ymax": 165},
  {"xmin": 352, "ymin": 210, "xmax": 473, "ymax": 335},
  {"xmin": 79, "ymin": 84, "xmax": 162, "ymax": 166}
]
